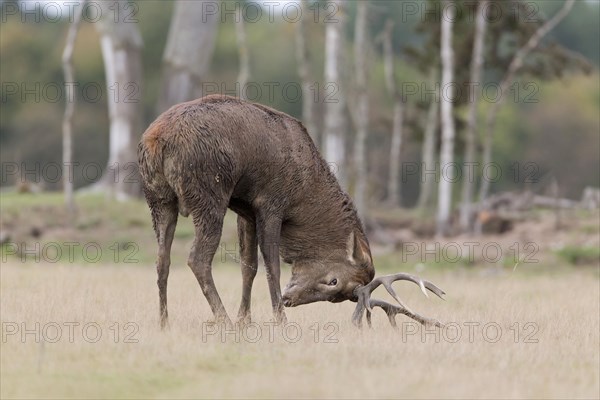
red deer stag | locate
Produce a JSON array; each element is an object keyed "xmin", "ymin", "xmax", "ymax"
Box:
[{"xmin": 138, "ymin": 95, "xmax": 444, "ymax": 329}]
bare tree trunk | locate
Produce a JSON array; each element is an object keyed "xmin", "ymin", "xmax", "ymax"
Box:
[
  {"xmin": 417, "ymin": 74, "xmax": 439, "ymax": 211},
  {"xmin": 61, "ymin": 0, "xmax": 87, "ymax": 214},
  {"xmin": 479, "ymin": 0, "xmax": 575, "ymax": 201},
  {"xmin": 388, "ymin": 102, "xmax": 404, "ymax": 205},
  {"xmin": 550, "ymin": 177, "xmax": 561, "ymax": 230},
  {"xmin": 323, "ymin": 0, "xmax": 347, "ymax": 188},
  {"xmin": 437, "ymin": 1, "xmax": 457, "ymax": 237},
  {"xmin": 460, "ymin": 0, "xmax": 488, "ymax": 231},
  {"xmin": 235, "ymin": 4, "xmax": 250, "ymax": 100},
  {"xmin": 95, "ymin": 0, "xmax": 143, "ymax": 200},
  {"xmin": 295, "ymin": 0, "xmax": 318, "ymax": 144},
  {"xmin": 352, "ymin": 1, "xmax": 369, "ymax": 217},
  {"xmin": 156, "ymin": 0, "xmax": 218, "ymax": 113},
  {"xmin": 381, "ymin": 19, "xmax": 405, "ymax": 207}
]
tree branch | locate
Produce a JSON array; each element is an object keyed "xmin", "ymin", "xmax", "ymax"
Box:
[{"xmin": 479, "ymin": 0, "xmax": 576, "ymax": 202}]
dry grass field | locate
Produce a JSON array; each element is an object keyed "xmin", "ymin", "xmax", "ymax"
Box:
[{"xmin": 1, "ymin": 260, "xmax": 598, "ymax": 399}]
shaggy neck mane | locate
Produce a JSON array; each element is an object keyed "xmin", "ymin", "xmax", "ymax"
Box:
[{"xmin": 280, "ymin": 156, "xmax": 369, "ymax": 263}]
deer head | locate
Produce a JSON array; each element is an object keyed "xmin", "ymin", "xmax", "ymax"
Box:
[
  {"xmin": 282, "ymin": 230, "xmax": 374, "ymax": 306},
  {"xmin": 282, "ymin": 230, "xmax": 446, "ymax": 328}
]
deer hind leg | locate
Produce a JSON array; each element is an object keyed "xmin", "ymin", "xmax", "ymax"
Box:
[
  {"xmin": 188, "ymin": 205, "xmax": 232, "ymax": 327},
  {"xmin": 257, "ymin": 214, "xmax": 287, "ymax": 324},
  {"xmin": 236, "ymin": 215, "xmax": 258, "ymax": 325},
  {"xmin": 150, "ymin": 201, "xmax": 178, "ymax": 329}
]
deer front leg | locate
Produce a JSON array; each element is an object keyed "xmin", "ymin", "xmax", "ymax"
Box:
[
  {"xmin": 151, "ymin": 202, "xmax": 178, "ymax": 329},
  {"xmin": 257, "ymin": 215, "xmax": 287, "ymax": 324},
  {"xmin": 236, "ymin": 215, "xmax": 258, "ymax": 325},
  {"xmin": 188, "ymin": 211, "xmax": 232, "ymax": 327}
]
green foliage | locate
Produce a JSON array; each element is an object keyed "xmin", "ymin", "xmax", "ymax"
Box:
[
  {"xmin": 0, "ymin": 0, "xmax": 598, "ymax": 201},
  {"xmin": 537, "ymin": 0, "xmax": 600, "ymax": 65},
  {"xmin": 556, "ymin": 246, "xmax": 600, "ymax": 266},
  {"xmin": 491, "ymin": 74, "xmax": 600, "ymax": 195},
  {"xmin": 406, "ymin": 1, "xmax": 594, "ymax": 99}
]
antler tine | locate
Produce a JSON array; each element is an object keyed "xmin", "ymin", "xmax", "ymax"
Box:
[
  {"xmin": 352, "ymin": 273, "xmax": 445, "ymax": 329},
  {"xmin": 352, "ymin": 296, "xmax": 367, "ymax": 328},
  {"xmin": 421, "ymin": 279, "xmax": 446, "ymax": 299},
  {"xmin": 374, "ymin": 273, "xmax": 446, "ymax": 301},
  {"xmin": 358, "ymin": 289, "xmax": 373, "ymax": 313},
  {"xmin": 380, "ymin": 280, "xmax": 414, "ymax": 314},
  {"xmin": 358, "ymin": 273, "xmax": 444, "ymax": 313},
  {"xmin": 369, "ymin": 298, "xmax": 444, "ymax": 328},
  {"xmin": 369, "ymin": 299, "xmax": 399, "ymax": 328}
]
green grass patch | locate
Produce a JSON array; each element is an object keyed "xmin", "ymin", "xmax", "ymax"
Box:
[{"xmin": 556, "ymin": 246, "xmax": 600, "ymax": 266}]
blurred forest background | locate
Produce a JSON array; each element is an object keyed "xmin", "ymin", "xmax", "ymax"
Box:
[
  {"xmin": 1, "ymin": 4, "xmax": 599, "ymax": 397},
  {"xmin": 1, "ymin": 0, "xmax": 599, "ymax": 236}
]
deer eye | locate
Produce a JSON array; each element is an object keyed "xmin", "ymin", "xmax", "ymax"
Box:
[{"xmin": 328, "ymin": 278, "xmax": 338, "ymax": 286}]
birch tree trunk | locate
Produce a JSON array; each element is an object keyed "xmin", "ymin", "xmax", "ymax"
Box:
[
  {"xmin": 388, "ymin": 103, "xmax": 404, "ymax": 205},
  {"xmin": 156, "ymin": 0, "xmax": 218, "ymax": 113},
  {"xmin": 62, "ymin": 0, "xmax": 87, "ymax": 214},
  {"xmin": 417, "ymin": 71, "xmax": 439, "ymax": 211},
  {"xmin": 295, "ymin": 0, "xmax": 318, "ymax": 143},
  {"xmin": 436, "ymin": 1, "xmax": 457, "ymax": 237},
  {"xmin": 459, "ymin": 0, "xmax": 488, "ymax": 231},
  {"xmin": 95, "ymin": 0, "xmax": 143, "ymax": 200},
  {"xmin": 352, "ymin": 1, "xmax": 369, "ymax": 217},
  {"xmin": 381, "ymin": 19, "xmax": 405, "ymax": 207},
  {"xmin": 235, "ymin": 4, "xmax": 250, "ymax": 99},
  {"xmin": 323, "ymin": 0, "xmax": 347, "ymax": 188},
  {"xmin": 478, "ymin": 0, "xmax": 575, "ymax": 201}
]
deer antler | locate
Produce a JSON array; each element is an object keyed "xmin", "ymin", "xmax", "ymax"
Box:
[{"xmin": 352, "ymin": 273, "xmax": 445, "ymax": 328}]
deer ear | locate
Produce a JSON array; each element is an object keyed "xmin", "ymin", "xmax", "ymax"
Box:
[{"xmin": 346, "ymin": 230, "xmax": 372, "ymax": 266}]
